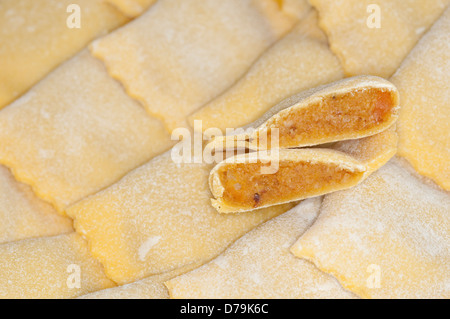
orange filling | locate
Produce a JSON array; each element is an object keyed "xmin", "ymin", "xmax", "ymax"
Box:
[
  {"xmin": 218, "ymin": 160, "xmax": 363, "ymax": 209},
  {"xmin": 262, "ymin": 89, "xmax": 395, "ymax": 147}
]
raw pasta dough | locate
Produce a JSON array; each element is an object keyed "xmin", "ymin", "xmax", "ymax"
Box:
[
  {"xmin": 390, "ymin": 7, "xmax": 450, "ymax": 190},
  {"xmin": 105, "ymin": 0, "xmax": 157, "ymax": 17},
  {"xmin": 0, "ymin": 51, "xmax": 172, "ymax": 213},
  {"xmin": 0, "ymin": 0, "xmax": 127, "ymax": 109},
  {"xmin": 291, "ymin": 159, "xmax": 450, "ymax": 298},
  {"xmin": 208, "ymin": 127, "xmax": 397, "ymax": 213},
  {"xmin": 67, "ymin": 150, "xmax": 294, "ymax": 285},
  {"xmin": 276, "ymin": 0, "xmax": 312, "ymax": 20},
  {"xmin": 0, "ymin": 233, "xmax": 115, "ymax": 299},
  {"xmin": 78, "ymin": 280, "xmax": 168, "ymax": 299},
  {"xmin": 166, "ymin": 198, "xmax": 357, "ymax": 299},
  {"xmin": 309, "ymin": 0, "xmax": 450, "ymax": 77},
  {"xmin": 77, "ymin": 261, "xmax": 201, "ymax": 299},
  {"xmin": 189, "ymin": 11, "xmax": 344, "ymax": 132},
  {"xmin": 90, "ymin": 0, "xmax": 298, "ymax": 131},
  {"xmin": 0, "ymin": 165, "xmax": 73, "ymax": 244}
]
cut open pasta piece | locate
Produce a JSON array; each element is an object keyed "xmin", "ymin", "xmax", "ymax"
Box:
[
  {"xmin": 205, "ymin": 76, "xmax": 399, "ymax": 153},
  {"xmin": 309, "ymin": 0, "xmax": 449, "ymax": 77},
  {"xmin": 209, "ymin": 149, "xmax": 366, "ymax": 213},
  {"xmin": 210, "ymin": 126, "xmax": 398, "ymax": 213}
]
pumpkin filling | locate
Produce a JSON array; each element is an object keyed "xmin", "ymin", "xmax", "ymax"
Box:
[
  {"xmin": 260, "ymin": 88, "xmax": 396, "ymax": 148},
  {"xmin": 217, "ymin": 160, "xmax": 364, "ymax": 209}
]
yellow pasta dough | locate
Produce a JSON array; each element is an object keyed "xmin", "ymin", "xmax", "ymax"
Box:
[
  {"xmin": 291, "ymin": 158, "xmax": 450, "ymax": 298},
  {"xmin": 77, "ymin": 261, "xmax": 201, "ymax": 299},
  {"xmin": 90, "ymin": 0, "xmax": 298, "ymax": 131},
  {"xmin": 105, "ymin": 0, "xmax": 157, "ymax": 17},
  {"xmin": 189, "ymin": 11, "xmax": 343, "ymax": 132},
  {"xmin": 166, "ymin": 198, "xmax": 357, "ymax": 299},
  {"xmin": 310, "ymin": 0, "xmax": 449, "ymax": 77},
  {"xmin": 0, "ymin": 0, "xmax": 127, "ymax": 109},
  {"xmin": 390, "ymin": 7, "xmax": 450, "ymax": 190},
  {"xmin": 0, "ymin": 51, "xmax": 172, "ymax": 213},
  {"xmin": 0, "ymin": 165, "xmax": 73, "ymax": 244},
  {"xmin": 67, "ymin": 150, "xmax": 294, "ymax": 285},
  {"xmin": 276, "ymin": 0, "xmax": 312, "ymax": 20},
  {"xmin": 0, "ymin": 233, "xmax": 115, "ymax": 299}
]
